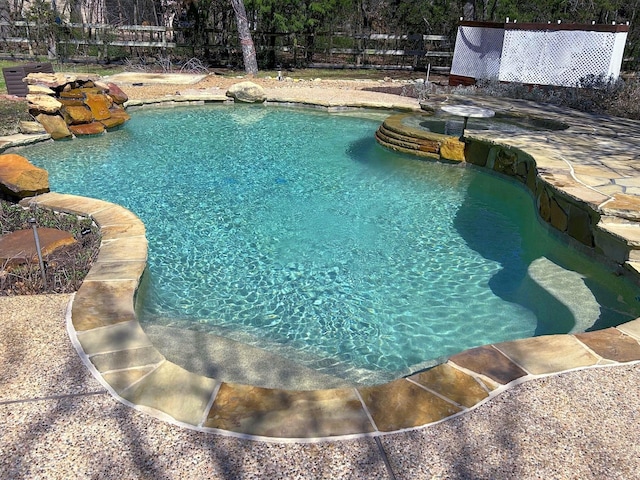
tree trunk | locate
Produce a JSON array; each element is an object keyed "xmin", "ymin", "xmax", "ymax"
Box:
[{"xmin": 229, "ymin": 0, "xmax": 258, "ymax": 75}]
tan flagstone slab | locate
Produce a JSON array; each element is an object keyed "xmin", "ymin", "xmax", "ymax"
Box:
[
  {"xmin": 609, "ymin": 177, "xmax": 640, "ymax": 188},
  {"xmin": 358, "ymin": 379, "xmax": 460, "ymax": 432},
  {"xmin": 408, "ymin": 363, "xmax": 490, "ymax": 408},
  {"xmin": 90, "ymin": 345, "xmax": 164, "ymax": 373},
  {"xmin": 572, "ymin": 164, "xmax": 624, "ymax": 179},
  {"xmin": 449, "ymin": 345, "xmax": 527, "ymax": 385},
  {"xmin": 205, "ymin": 384, "xmax": 373, "ymax": 438},
  {"xmin": 91, "ymin": 205, "xmax": 144, "ymax": 227},
  {"xmin": 495, "ymin": 335, "xmax": 599, "ymax": 375},
  {"xmin": 556, "ymin": 185, "xmax": 610, "ymax": 208},
  {"xmin": 84, "ymin": 260, "xmax": 146, "ymax": 282},
  {"xmin": 119, "ymin": 361, "xmax": 217, "ymax": 425},
  {"xmin": 102, "ymin": 366, "xmax": 157, "ymax": 392},
  {"xmin": 597, "ymin": 184, "xmax": 626, "ymax": 195},
  {"xmin": 575, "ymin": 328, "xmax": 640, "ymax": 363},
  {"xmin": 96, "ymin": 237, "xmax": 148, "ymax": 263},
  {"xmin": 602, "ymin": 193, "xmax": 640, "ymax": 220},
  {"xmin": 597, "ymin": 222, "xmax": 640, "ymax": 246},
  {"xmin": 617, "ymin": 318, "xmax": 640, "ymax": 340},
  {"xmin": 76, "ymin": 320, "xmax": 153, "ymax": 355},
  {"xmin": 21, "ymin": 192, "xmax": 111, "ymax": 216},
  {"xmin": 99, "ymin": 222, "xmax": 146, "ymax": 240},
  {"xmin": 574, "ymin": 176, "xmax": 616, "ymax": 188},
  {"xmin": 72, "ymin": 280, "xmax": 138, "ymax": 330}
]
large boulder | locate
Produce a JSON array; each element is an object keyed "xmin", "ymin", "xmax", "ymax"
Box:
[
  {"xmin": 0, "ymin": 153, "xmax": 49, "ymax": 198},
  {"xmin": 35, "ymin": 113, "xmax": 72, "ymax": 140},
  {"xmin": 98, "ymin": 82, "xmax": 129, "ymax": 104},
  {"xmin": 226, "ymin": 81, "xmax": 266, "ymax": 103}
]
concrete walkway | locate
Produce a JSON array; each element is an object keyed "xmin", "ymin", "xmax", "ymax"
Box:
[{"xmin": 1, "ymin": 294, "xmax": 639, "ymax": 479}]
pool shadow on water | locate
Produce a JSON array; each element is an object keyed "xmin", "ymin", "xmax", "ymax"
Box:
[
  {"xmin": 453, "ymin": 170, "xmax": 591, "ymax": 337},
  {"xmin": 454, "ymin": 168, "xmax": 640, "ymax": 339}
]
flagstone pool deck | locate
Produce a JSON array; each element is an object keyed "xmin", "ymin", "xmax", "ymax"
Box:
[{"xmin": 2, "ymin": 80, "xmax": 640, "ymax": 476}]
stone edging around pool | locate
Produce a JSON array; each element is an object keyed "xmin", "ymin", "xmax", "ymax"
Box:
[
  {"xmin": 8, "ymin": 98, "xmax": 640, "ymax": 442},
  {"xmin": 19, "ymin": 191, "xmax": 640, "ymax": 441}
]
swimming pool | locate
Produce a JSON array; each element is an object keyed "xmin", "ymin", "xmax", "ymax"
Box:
[{"xmin": 22, "ymin": 104, "xmax": 640, "ymax": 385}]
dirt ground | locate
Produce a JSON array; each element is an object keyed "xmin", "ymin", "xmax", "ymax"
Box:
[{"xmin": 117, "ymin": 71, "xmax": 446, "ymax": 101}]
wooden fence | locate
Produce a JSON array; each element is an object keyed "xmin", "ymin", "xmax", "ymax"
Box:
[{"xmin": 0, "ymin": 21, "xmax": 452, "ymax": 70}]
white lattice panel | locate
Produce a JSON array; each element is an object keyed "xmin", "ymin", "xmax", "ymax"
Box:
[
  {"xmin": 499, "ymin": 29, "xmax": 624, "ymax": 86},
  {"xmin": 451, "ymin": 23, "xmax": 628, "ymax": 87},
  {"xmin": 450, "ymin": 26, "xmax": 504, "ymax": 79}
]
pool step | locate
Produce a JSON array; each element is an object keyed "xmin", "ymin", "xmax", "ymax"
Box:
[
  {"xmin": 375, "ymin": 123, "xmax": 440, "ymax": 159},
  {"xmin": 595, "ymin": 217, "xmax": 640, "ymax": 264}
]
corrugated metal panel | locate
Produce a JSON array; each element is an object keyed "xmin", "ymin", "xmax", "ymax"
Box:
[{"xmin": 2, "ymin": 63, "xmax": 54, "ymax": 97}]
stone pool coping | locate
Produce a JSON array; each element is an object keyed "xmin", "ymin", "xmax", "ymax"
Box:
[{"xmin": 5, "ymin": 91, "xmax": 640, "ymax": 441}]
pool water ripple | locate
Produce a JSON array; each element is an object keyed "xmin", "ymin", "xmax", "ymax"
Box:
[{"xmin": 23, "ymin": 104, "xmax": 640, "ymax": 384}]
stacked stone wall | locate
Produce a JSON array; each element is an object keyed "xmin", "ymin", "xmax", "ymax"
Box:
[
  {"xmin": 23, "ymin": 73, "xmax": 130, "ymax": 140},
  {"xmin": 464, "ymin": 139, "xmax": 599, "ymax": 251}
]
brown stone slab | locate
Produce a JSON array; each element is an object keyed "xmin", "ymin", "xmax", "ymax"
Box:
[
  {"xmin": 0, "ymin": 228, "xmax": 75, "ymax": 265},
  {"xmin": 101, "ymin": 108, "xmax": 130, "ymax": 129},
  {"xmin": 97, "ymin": 237, "xmax": 148, "ymax": 263},
  {"xmin": 72, "ymin": 280, "xmax": 138, "ymax": 331},
  {"xmin": 59, "ymin": 88, "xmax": 87, "ymax": 100},
  {"xmin": 409, "ymin": 363, "xmax": 489, "ymax": 408},
  {"xmin": 100, "ymin": 115, "xmax": 126, "ymax": 130},
  {"xmin": 84, "ymin": 93, "xmax": 112, "ymax": 121},
  {"xmin": 205, "ymin": 384, "xmax": 373, "ymax": 438},
  {"xmin": 449, "ymin": 345, "xmax": 528, "ymax": 385},
  {"xmin": 120, "ymin": 361, "xmax": 217, "ymax": 425},
  {"xmin": 575, "ymin": 328, "xmax": 640, "ymax": 363},
  {"xmin": 69, "ymin": 122, "xmax": 106, "ymax": 136},
  {"xmin": 0, "ymin": 153, "xmax": 49, "ymax": 197},
  {"xmin": 62, "ymin": 105, "xmax": 94, "ymax": 124},
  {"xmin": 90, "ymin": 346, "xmax": 164, "ymax": 373},
  {"xmin": 75, "ymin": 320, "xmax": 153, "ymax": 356},
  {"xmin": 84, "ymin": 261, "xmax": 146, "ymax": 282},
  {"xmin": 358, "ymin": 379, "xmax": 460, "ymax": 432},
  {"xmin": 58, "ymin": 97, "xmax": 86, "ymax": 107},
  {"xmin": 495, "ymin": 335, "xmax": 598, "ymax": 375}
]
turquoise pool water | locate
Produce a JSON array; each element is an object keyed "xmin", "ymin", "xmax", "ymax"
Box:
[{"xmin": 23, "ymin": 105, "xmax": 640, "ymax": 383}]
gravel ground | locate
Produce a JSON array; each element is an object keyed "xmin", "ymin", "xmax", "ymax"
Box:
[{"xmin": 1, "ymin": 294, "xmax": 640, "ymax": 479}]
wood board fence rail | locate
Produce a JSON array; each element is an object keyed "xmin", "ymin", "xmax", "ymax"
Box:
[{"xmin": 0, "ymin": 21, "xmax": 452, "ymax": 70}]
